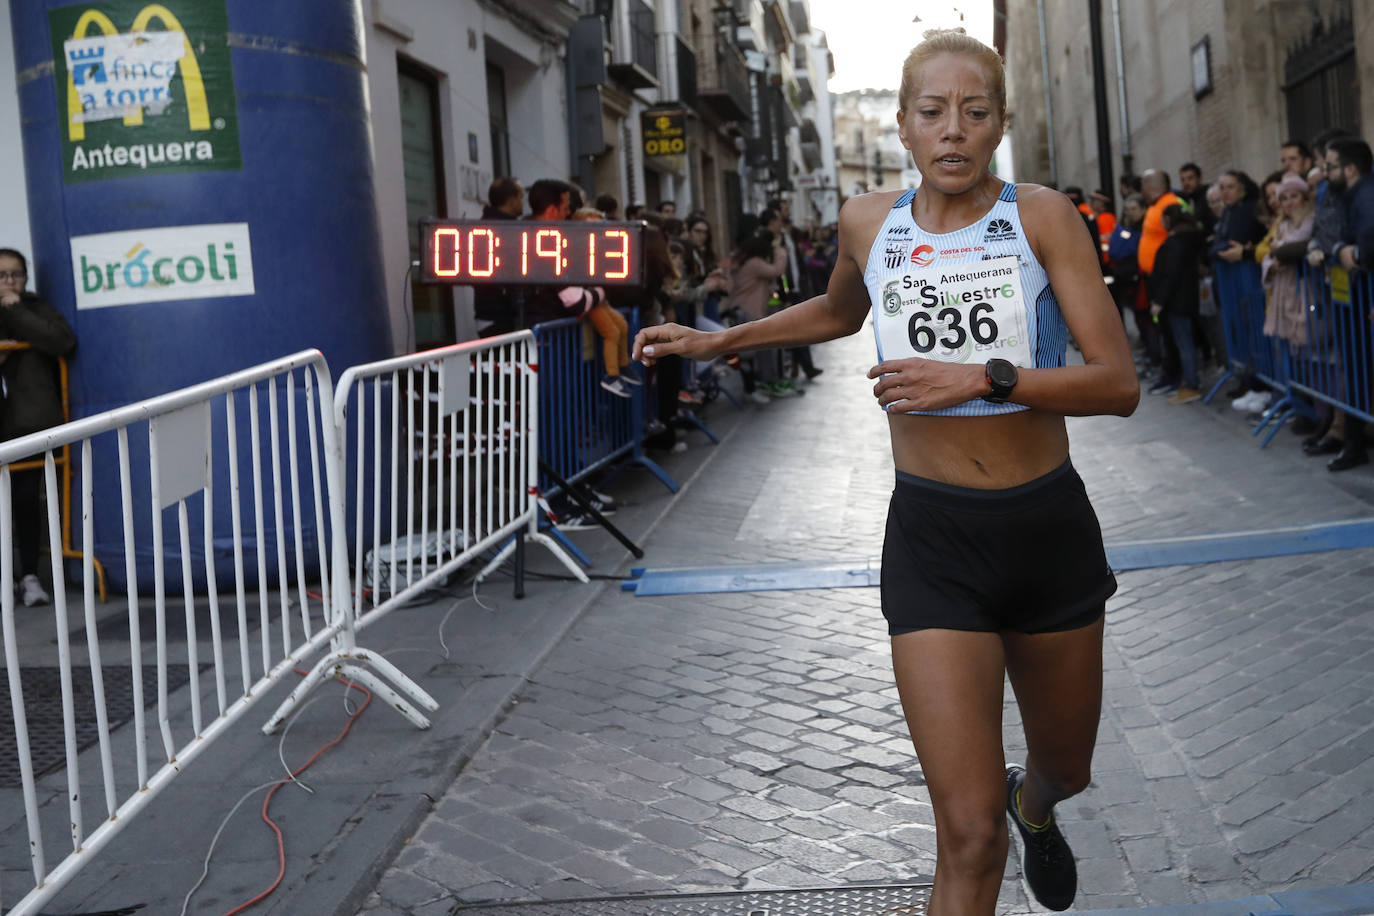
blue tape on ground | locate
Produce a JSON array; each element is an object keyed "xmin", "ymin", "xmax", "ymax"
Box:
[{"xmin": 624, "ymin": 519, "xmax": 1374, "ymax": 597}]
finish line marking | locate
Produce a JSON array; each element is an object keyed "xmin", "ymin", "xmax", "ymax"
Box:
[{"xmin": 622, "ymin": 518, "xmax": 1374, "ymax": 597}]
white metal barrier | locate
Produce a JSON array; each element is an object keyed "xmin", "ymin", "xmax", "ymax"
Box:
[
  {"xmin": 333, "ymin": 330, "xmax": 585, "ymax": 634},
  {"xmin": 0, "ymin": 350, "xmax": 432, "ymax": 916}
]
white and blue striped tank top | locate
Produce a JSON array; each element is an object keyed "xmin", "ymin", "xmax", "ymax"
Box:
[{"xmin": 862, "ymin": 182, "xmax": 1070, "ymax": 417}]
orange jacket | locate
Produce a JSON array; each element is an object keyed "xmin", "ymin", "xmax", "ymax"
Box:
[{"xmin": 1138, "ymin": 192, "xmax": 1181, "ymax": 275}]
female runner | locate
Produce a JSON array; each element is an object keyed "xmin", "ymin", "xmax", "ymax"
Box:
[{"xmin": 634, "ymin": 30, "xmax": 1138, "ymax": 915}]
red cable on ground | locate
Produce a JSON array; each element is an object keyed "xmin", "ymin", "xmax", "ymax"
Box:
[{"xmin": 218, "ymin": 670, "xmax": 373, "ymax": 916}]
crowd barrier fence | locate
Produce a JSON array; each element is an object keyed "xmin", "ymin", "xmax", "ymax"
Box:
[
  {"xmin": 1207, "ymin": 259, "xmax": 1374, "ymax": 447},
  {"xmin": 0, "ymin": 350, "xmax": 432, "ymax": 915},
  {"xmin": 533, "ymin": 308, "xmax": 679, "ymax": 504},
  {"xmin": 331, "ymin": 330, "xmax": 586, "ymax": 627}
]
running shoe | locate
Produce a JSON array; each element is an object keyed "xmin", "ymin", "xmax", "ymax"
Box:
[
  {"xmin": 619, "ymin": 372, "xmax": 643, "ymax": 387},
  {"xmin": 554, "ymin": 513, "xmax": 598, "ymax": 531},
  {"xmin": 1006, "ymin": 765, "xmax": 1076, "ymax": 912},
  {"xmin": 1167, "ymin": 386, "xmax": 1202, "ymax": 405},
  {"xmin": 600, "ymin": 376, "xmax": 632, "ymax": 398},
  {"xmin": 747, "ymin": 390, "xmax": 771, "ymax": 405},
  {"xmin": 1147, "ymin": 377, "xmax": 1178, "ymax": 395},
  {"xmin": 20, "ymin": 574, "xmax": 50, "ymax": 608}
]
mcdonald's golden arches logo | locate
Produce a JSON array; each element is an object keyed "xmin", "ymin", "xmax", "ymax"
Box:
[{"xmin": 49, "ymin": 0, "xmax": 241, "ymax": 183}]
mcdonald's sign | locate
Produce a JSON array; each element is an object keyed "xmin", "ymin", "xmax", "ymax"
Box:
[{"xmin": 49, "ymin": 0, "xmax": 241, "ymax": 183}]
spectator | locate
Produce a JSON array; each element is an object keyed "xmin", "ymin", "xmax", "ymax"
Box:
[
  {"xmin": 625, "ymin": 203, "xmax": 644, "ymax": 220},
  {"xmin": 1178, "ymin": 163, "xmax": 1216, "ymax": 233},
  {"xmin": 1119, "ymin": 173, "xmax": 1142, "ymax": 201},
  {"xmin": 1280, "ymin": 139, "xmax": 1315, "ymax": 180},
  {"xmin": 1148, "ymin": 206, "xmax": 1208, "ymax": 404},
  {"xmin": 767, "ymin": 197, "xmax": 821, "ymax": 382},
  {"xmin": 0, "ymin": 247, "xmax": 77, "ymax": 607},
  {"xmin": 1106, "ymin": 193, "xmax": 1146, "ymax": 334},
  {"xmin": 1304, "ymin": 137, "xmax": 1354, "ymax": 456},
  {"xmin": 1088, "ymin": 190, "xmax": 1117, "ymax": 261},
  {"xmin": 657, "ymin": 200, "xmax": 676, "ymax": 218},
  {"xmin": 474, "ymin": 177, "xmax": 524, "ymax": 337},
  {"xmin": 1206, "ymin": 182, "xmax": 1225, "ymax": 224},
  {"xmin": 595, "ymin": 194, "xmax": 619, "ymax": 220},
  {"xmin": 663, "ymin": 217, "xmax": 685, "ymax": 243},
  {"xmin": 1211, "ymin": 169, "xmax": 1267, "ymax": 262},
  {"xmin": 570, "ymin": 208, "xmax": 639, "ymax": 398},
  {"xmin": 519, "ymin": 180, "xmax": 605, "ymax": 330},
  {"xmin": 1261, "ymin": 172, "xmax": 1315, "ymax": 347},
  {"xmin": 1138, "ymin": 169, "xmax": 1185, "ymax": 394},
  {"xmin": 1325, "ymin": 137, "xmax": 1374, "ymax": 471},
  {"xmin": 723, "ymin": 229, "xmax": 787, "ymax": 403}
]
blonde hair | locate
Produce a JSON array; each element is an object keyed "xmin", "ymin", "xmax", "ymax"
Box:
[
  {"xmin": 898, "ymin": 29, "xmax": 1006, "ymax": 121},
  {"xmin": 571, "ymin": 207, "xmax": 604, "ymax": 221}
]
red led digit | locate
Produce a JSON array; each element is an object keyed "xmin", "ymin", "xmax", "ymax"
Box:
[
  {"xmin": 468, "ymin": 228, "xmax": 496, "ymax": 277},
  {"xmin": 521, "ymin": 231, "xmax": 529, "ymax": 275},
  {"xmin": 588, "ymin": 231, "xmax": 596, "ymax": 276},
  {"xmin": 433, "ymin": 227, "xmax": 460, "ymax": 277},
  {"xmin": 604, "ymin": 229, "xmax": 630, "ymax": 280},
  {"xmin": 536, "ymin": 229, "xmax": 563, "ymax": 277}
]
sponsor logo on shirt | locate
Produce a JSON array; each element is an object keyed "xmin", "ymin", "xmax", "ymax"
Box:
[
  {"xmin": 983, "ymin": 218, "xmax": 1017, "ymax": 242},
  {"xmin": 882, "ymin": 279, "xmax": 904, "ymax": 315},
  {"xmin": 910, "ymin": 244, "xmax": 936, "ymax": 267},
  {"xmin": 939, "ymin": 245, "xmax": 987, "ymax": 260},
  {"xmin": 885, "ymin": 225, "xmax": 913, "ymax": 237},
  {"xmin": 884, "ymin": 243, "xmax": 907, "ymax": 268}
]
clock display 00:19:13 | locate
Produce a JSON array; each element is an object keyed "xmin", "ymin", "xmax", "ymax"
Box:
[{"xmin": 424, "ymin": 221, "xmax": 640, "ymax": 286}]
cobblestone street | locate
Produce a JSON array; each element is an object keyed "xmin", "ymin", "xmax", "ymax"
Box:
[{"xmin": 362, "ymin": 330, "xmax": 1374, "ymax": 915}]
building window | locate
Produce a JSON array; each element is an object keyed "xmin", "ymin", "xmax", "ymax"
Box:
[
  {"xmin": 399, "ymin": 60, "xmax": 453, "ymax": 348},
  {"xmin": 1283, "ymin": 12, "xmax": 1360, "ymax": 143},
  {"xmin": 488, "ymin": 63, "xmax": 511, "ymax": 179}
]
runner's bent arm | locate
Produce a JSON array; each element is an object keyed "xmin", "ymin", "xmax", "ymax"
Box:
[
  {"xmin": 870, "ymin": 186, "xmax": 1140, "ymax": 417},
  {"xmin": 634, "ymin": 198, "xmax": 874, "ymax": 366}
]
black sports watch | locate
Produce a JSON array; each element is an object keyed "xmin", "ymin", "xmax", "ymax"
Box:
[{"xmin": 983, "ymin": 358, "xmax": 1018, "ymax": 403}]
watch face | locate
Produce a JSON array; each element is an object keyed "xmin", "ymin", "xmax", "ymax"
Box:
[{"xmin": 988, "ymin": 359, "xmax": 1017, "ymax": 388}]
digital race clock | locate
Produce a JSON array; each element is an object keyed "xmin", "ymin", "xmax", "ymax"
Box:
[{"xmin": 419, "ymin": 220, "xmax": 645, "ymax": 286}]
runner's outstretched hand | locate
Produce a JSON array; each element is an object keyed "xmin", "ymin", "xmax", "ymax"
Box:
[{"xmin": 633, "ymin": 323, "xmax": 725, "ymax": 367}]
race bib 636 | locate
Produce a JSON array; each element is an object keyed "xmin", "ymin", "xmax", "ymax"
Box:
[{"xmin": 875, "ymin": 255, "xmax": 1032, "ymax": 367}]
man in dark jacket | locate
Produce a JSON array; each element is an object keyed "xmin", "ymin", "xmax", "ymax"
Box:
[
  {"xmin": 473, "ymin": 178, "xmax": 524, "ymax": 337},
  {"xmin": 1325, "ymin": 138, "xmax": 1374, "ymax": 471},
  {"xmin": 1, "ymin": 248, "xmax": 77, "ymax": 606}
]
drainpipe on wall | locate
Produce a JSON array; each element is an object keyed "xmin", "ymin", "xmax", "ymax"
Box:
[
  {"xmin": 1110, "ymin": 0, "xmax": 1132, "ymax": 178},
  {"xmin": 1036, "ymin": 0, "xmax": 1058, "ymax": 187},
  {"xmin": 1088, "ymin": 0, "xmax": 1115, "ymax": 197}
]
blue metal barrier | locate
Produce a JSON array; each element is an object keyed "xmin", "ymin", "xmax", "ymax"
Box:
[
  {"xmin": 1287, "ymin": 265, "xmax": 1374, "ymax": 425},
  {"xmin": 1209, "ymin": 258, "xmax": 1374, "ymax": 447},
  {"xmin": 532, "ymin": 309, "xmax": 678, "ymax": 501}
]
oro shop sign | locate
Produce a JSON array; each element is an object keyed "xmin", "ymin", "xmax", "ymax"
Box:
[{"xmin": 70, "ymin": 223, "xmax": 255, "ymax": 309}]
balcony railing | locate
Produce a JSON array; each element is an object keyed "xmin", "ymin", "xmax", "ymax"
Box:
[
  {"xmin": 609, "ymin": 1, "xmax": 659, "ymax": 89},
  {"xmin": 698, "ymin": 38, "xmax": 751, "ymax": 121},
  {"xmin": 676, "ymin": 35, "xmax": 697, "ymax": 107}
]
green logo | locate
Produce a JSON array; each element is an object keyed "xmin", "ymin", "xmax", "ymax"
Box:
[{"xmin": 882, "ymin": 279, "xmax": 903, "ymax": 316}]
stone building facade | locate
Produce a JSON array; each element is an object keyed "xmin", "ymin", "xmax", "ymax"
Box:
[{"xmin": 1006, "ymin": 0, "xmax": 1373, "ymax": 193}]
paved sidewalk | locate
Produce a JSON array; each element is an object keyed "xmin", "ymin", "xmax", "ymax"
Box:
[{"xmin": 359, "ymin": 331, "xmax": 1374, "ymax": 915}]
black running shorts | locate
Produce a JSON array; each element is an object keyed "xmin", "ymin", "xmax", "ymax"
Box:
[{"xmin": 880, "ymin": 459, "xmax": 1116, "ymax": 635}]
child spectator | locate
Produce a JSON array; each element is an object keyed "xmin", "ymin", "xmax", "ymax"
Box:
[{"xmin": 570, "ymin": 207, "xmax": 639, "ymax": 398}]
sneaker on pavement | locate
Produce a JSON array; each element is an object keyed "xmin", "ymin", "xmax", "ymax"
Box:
[
  {"xmin": 1167, "ymin": 386, "xmax": 1202, "ymax": 405},
  {"xmin": 764, "ymin": 382, "xmax": 798, "ymax": 398},
  {"xmin": 1006, "ymin": 765, "xmax": 1077, "ymax": 912},
  {"xmin": 554, "ymin": 513, "xmax": 598, "ymax": 531},
  {"xmin": 600, "ymin": 376, "xmax": 632, "ymax": 398},
  {"xmin": 678, "ymin": 389, "xmax": 703, "ymax": 405},
  {"xmin": 619, "ymin": 371, "xmax": 643, "ymax": 386},
  {"xmin": 747, "ymin": 390, "xmax": 771, "ymax": 405},
  {"xmin": 1147, "ymin": 376, "xmax": 1177, "ymax": 395},
  {"xmin": 670, "ymin": 441, "xmax": 688, "ymax": 454},
  {"xmin": 585, "ymin": 489, "xmax": 617, "ymax": 516},
  {"xmin": 20, "ymin": 574, "xmax": 50, "ymax": 608}
]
